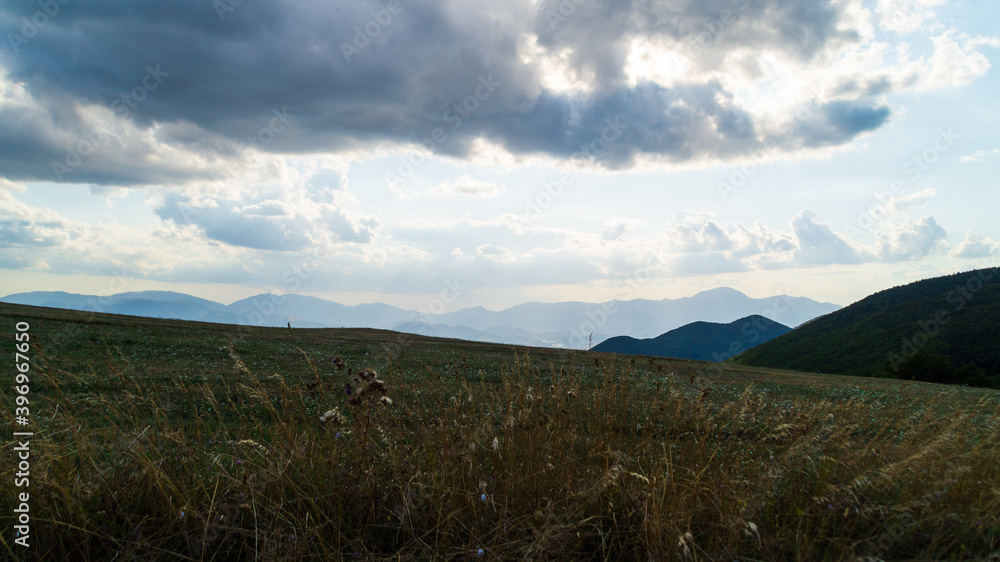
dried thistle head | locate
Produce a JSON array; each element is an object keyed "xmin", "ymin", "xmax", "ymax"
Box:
[
  {"xmin": 320, "ymin": 408, "xmax": 345, "ymax": 425},
  {"xmin": 348, "ymin": 371, "xmax": 388, "ymax": 405}
]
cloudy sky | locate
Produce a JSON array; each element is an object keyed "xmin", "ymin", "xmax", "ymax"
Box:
[{"xmin": 1, "ymin": 0, "xmax": 998, "ymax": 312}]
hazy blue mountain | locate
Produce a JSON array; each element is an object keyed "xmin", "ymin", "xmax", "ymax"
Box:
[
  {"xmin": 436, "ymin": 287, "xmax": 837, "ymax": 345},
  {"xmin": 226, "ymin": 294, "xmax": 412, "ymax": 328},
  {"xmin": 1, "ymin": 291, "xmax": 101, "ymax": 309},
  {"xmin": 3, "ymin": 287, "xmax": 839, "ymax": 350},
  {"xmin": 108, "ymin": 291, "xmax": 229, "ymax": 310},
  {"xmin": 1, "ymin": 290, "xmax": 227, "ymax": 320},
  {"xmin": 594, "ymin": 315, "xmax": 792, "ymax": 361}
]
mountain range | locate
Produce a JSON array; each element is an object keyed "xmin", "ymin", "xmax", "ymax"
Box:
[
  {"xmin": 1, "ymin": 287, "xmax": 840, "ymax": 350},
  {"xmin": 594, "ymin": 315, "xmax": 791, "ymax": 361},
  {"xmin": 734, "ymin": 267, "xmax": 1000, "ymax": 387}
]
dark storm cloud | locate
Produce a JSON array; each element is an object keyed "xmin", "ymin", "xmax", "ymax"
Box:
[
  {"xmin": 533, "ymin": 0, "xmax": 856, "ymax": 85},
  {"xmin": 798, "ymin": 100, "xmax": 892, "ymax": 146},
  {"xmin": 0, "ymin": 0, "xmax": 890, "ymax": 184}
]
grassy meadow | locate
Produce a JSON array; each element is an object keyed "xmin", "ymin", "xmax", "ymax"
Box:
[{"xmin": 2, "ymin": 302, "xmax": 999, "ymax": 560}]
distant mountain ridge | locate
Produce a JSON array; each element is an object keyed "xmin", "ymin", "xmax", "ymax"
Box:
[
  {"xmin": 594, "ymin": 315, "xmax": 791, "ymax": 361},
  {"xmin": 733, "ymin": 268, "xmax": 1000, "ymax": 388},
  {"xmin": 2, "ymin": 288, "xmax": 840, "ymax": 350}
]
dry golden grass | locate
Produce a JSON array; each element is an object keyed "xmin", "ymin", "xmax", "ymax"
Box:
[{"xmin": 1, "ymin": 303, "xmax": 999, "ymax": 560}]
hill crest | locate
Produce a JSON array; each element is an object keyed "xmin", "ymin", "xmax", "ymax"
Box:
[
  {"xmin": 734, "ymin": 267, "xmax": 1000, "ymax": 387},
  {"xmin": 594, "ymin": 314, "xmax": 791, "ymax": 361}
]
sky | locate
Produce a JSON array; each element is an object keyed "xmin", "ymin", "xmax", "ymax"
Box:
[{"xmin": 1, "ymin": 0, "xmax": 998, "ymax": 312}]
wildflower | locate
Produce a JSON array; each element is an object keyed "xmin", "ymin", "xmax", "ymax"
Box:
[
  {"xmin": 481, "ymin": 493, "xmax": 487, "ymax": 502},
  {"xmin": 477, "ymin": 549, "xmax": 485, "ymax": 557}
]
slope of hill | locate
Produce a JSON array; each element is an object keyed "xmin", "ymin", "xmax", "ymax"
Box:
[
  {"xmin": 733, "ymin": 268, "xmax": 1000, "ymax": 387},
  {"xmin": 1, "ymin": 300, "xmax": 997, "ymax": 561},
  {"xmin": 594, "ymin": 315, "xmax": 791, "ymax": 361}
]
